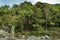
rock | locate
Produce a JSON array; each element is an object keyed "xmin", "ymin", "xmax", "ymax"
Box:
[
  {"xmin": 21, "ymin": 35, "xmax": 25, "ymax": 39},
  {"xmin": 44, "ymin": 35, "xmax": 50, "ymax": 39},
  {"xmin": 0, "ymin": 30, "xmax": 10, "ymax": 37},
  {"xmin": 0, "ymin": 30, "xmax": 16, "ymax": 40}
]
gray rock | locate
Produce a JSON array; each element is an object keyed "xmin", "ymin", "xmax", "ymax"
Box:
[{"xmin": 0, "ymin": 30, "xmax": 16, "ymax": 40}]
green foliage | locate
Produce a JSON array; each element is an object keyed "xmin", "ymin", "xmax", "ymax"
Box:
[
  {"xmin": 0, "ymin": 1, "xmax": 60, "ymax": 36},
  {"xmin": 21, "ymin": 31, "xmax": 30, "ymax": 36}
]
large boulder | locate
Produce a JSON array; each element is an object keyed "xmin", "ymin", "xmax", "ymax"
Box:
[{"xmin": 0, "ymin": 30, "xmax": 16, "ymax": 40}]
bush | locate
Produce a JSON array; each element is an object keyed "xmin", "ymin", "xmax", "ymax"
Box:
[{"xmin": 21, "ymin": 31, "xmax": 30, "ymax": 36}]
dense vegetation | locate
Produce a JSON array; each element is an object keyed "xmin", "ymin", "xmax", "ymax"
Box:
[{"xmin": 0, "ymin": 1, "xmax": 60, "ymax": 36}]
